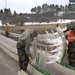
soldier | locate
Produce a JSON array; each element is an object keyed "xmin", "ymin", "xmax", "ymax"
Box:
[
  {"xmin": 4, "ymin": 23, "xmax": 9, "ymax": 37},
  {"xmin": 66, "ymin": 22, "xmax": 75, "ymax": 67},
  {"xmin": 16, "ymin": 29, "xmax": 39, "ymax": 71}
]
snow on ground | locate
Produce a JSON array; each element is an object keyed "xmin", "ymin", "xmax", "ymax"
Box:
[
  {"xmin": 24, "ymin": 19, "xmax": 75, "ymax": 25},
  {"xmin": 0, "ymin": 19, "xmax": 75, "ymax": 26},
  {"xmin": 0, "ymin": 21, "xmax": 2, "ymax": 26}
]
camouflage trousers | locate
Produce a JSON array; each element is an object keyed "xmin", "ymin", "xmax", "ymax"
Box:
[
  {"xmin": 68, "ymin": 48, "xmax": 75, "ymax": 67},
  {"xmin": 17, "ymin": 47, "xmax": 29, "ymax": 71},
  {"xmin": 5, "ymin": 31, "xmax": 9, "ymax": 37}
]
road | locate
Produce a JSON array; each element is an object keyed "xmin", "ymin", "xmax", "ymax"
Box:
[{"xmin": 0, "ymin": 49, "xmax": 19, "ymax": 75}]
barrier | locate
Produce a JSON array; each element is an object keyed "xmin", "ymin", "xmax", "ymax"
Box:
[{"xmin": 0, "ymin": 27, "xmax": 75, "ymax": 75}]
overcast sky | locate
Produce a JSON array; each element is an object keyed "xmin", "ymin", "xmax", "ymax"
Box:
[{"xmin": 0, "ymin": 0, "xmax": 69, "ymax": 13}]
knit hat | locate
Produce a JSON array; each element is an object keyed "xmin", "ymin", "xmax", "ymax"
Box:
[{"xmin": 31, "ymin": 29, "xmax": 39, "ymax": 37}]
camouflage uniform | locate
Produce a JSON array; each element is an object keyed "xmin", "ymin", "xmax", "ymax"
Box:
[
  {"xmin": 16, "ymin": 29, "xmax": 34, "ymax": 71},
  {"xmin": 68, "ymin": 41, "xmax": 75, "ymax": 67},
  {"xmin": 67, "ymin": 21, "xmax": 75, "ymax": 67},
  {"xmin": 67, "ymin": 22, "xmax": 75, "ymax": 67}
]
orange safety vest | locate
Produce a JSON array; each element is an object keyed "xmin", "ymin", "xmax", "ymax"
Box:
[
  {"xmin": 67, "ymin": 30, "xmax": 75, "ymax": 42},
  {"xmin": 4, "ymin": 25, "xmax": 8, "ymax": 31}
]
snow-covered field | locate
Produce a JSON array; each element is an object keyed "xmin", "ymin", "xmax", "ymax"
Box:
[
  {"xmin": 0, "ymin": 19, "xmax": 75, "ymax": 26},
  {"xmin": 24, "ymin": 19, "xmax": 75, "ymax": 25}
]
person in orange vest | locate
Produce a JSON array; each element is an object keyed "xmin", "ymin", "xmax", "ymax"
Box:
[
  {"xmin": 67, "ymin": 30, "xmax": 75, "ymax": 42},
  {"xmin": 4, "ymin": 23, "xmax": 9, "ymax": 37},
  {"xmin": 66, "ymin": 29, "xmax": 75, "ymax": 67}
]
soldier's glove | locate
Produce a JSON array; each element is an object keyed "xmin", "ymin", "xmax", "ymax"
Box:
[
  {"xmin": 28, "ymin": 53, "xmax": 35, "ymax": 64},
  {"xmin": 28, "ymin": 53, "xmax": 33, "ymax": 59}
]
